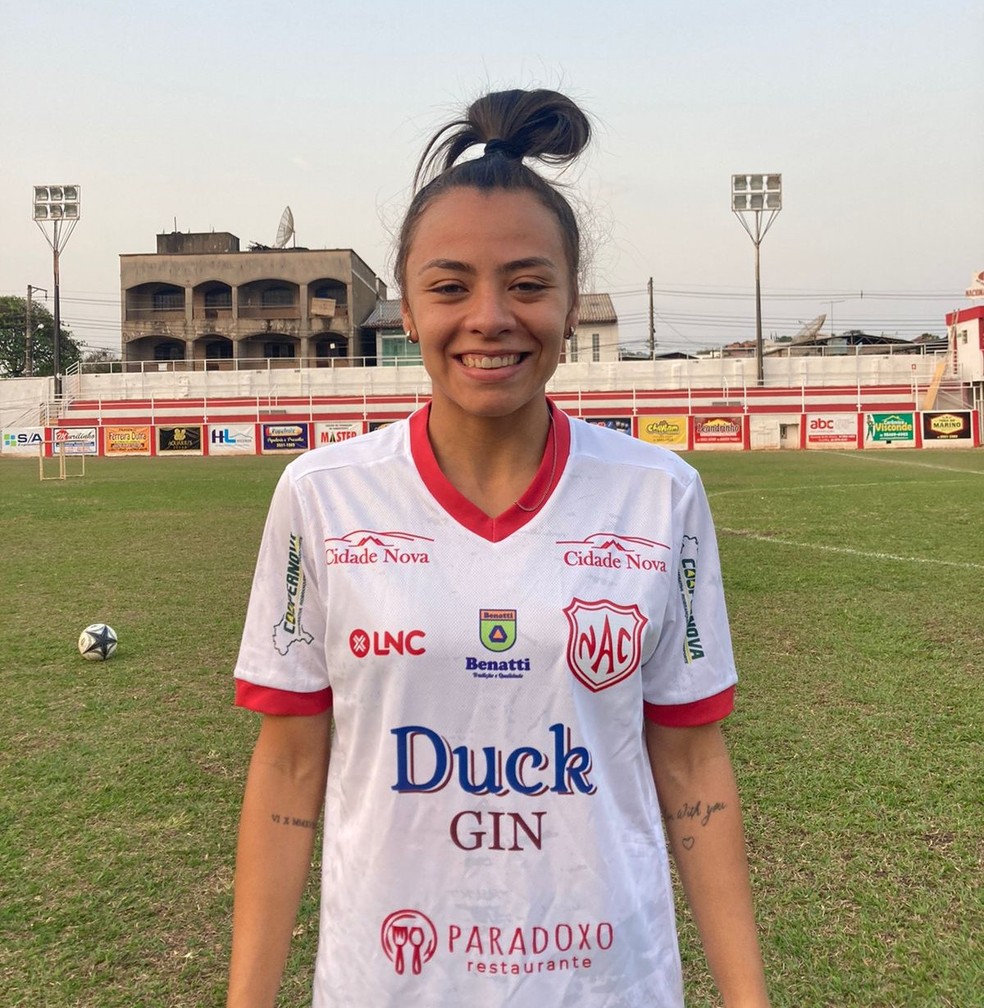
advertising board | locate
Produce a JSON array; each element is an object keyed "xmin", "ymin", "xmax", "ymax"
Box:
[
  {"xmin": 805, "ymin": 414, "xmax": 857, "ymax": 448},
  {"xmin": 262, "ymin": 423, "xmax": 309, "ymax": 453},
  {"xmin": 693, "ymin": 416, "xmax": 743, "ymax": 447},
  {"xmin": 104, "ymin": 426, "xmax": 152, "ymax": 456},
  {"xmin": 158, "ymin": 425, "xmax": 203, "ymax": 454},
  {"xmin": 208, "ymin": 424, "xmax": 256, "ymax": 455},
  {"xmin": 314, "ymin": 421, "xmax": 363, "ymax": 446},
  {"xmin": 864, "ymin": 413, "xmax": 915, "ymax": 446},
  {"xmin": 921, "ymin": 411, "xmax": 972, "ymax": 442},
  {"xmin": 637, "ymin": 415, "xmax": 689, "ymax": 450}
]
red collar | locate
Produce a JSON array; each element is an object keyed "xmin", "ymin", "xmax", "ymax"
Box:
[{"xmin": 409, "ymin": 402, "xmax": 571, "ymax": 542}]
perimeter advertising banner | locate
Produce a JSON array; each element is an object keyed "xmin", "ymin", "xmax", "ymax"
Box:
[
  {"xmin": 805, "ymin": 414, "xmax": 857, "ymax": 448},
  {"xmin": 864, "ymin": 412, "xmax": 915, "ymax": 446},
  {"xmin": 922, "ymin": 411, "xmax": 972, "ymax": 442},
  {"xmin": 2, "ymin": 428, "xmax": 44, "ymax": 454},
  {"xmin": 105, "ymin": 426, "xmax": 152, "ymax": 456},
  {"xmin": 158, "ymin": 425, "xmax": 203, "ymax": 454},
  {"xmin": 262, "ymin": 423, "xmax": 309, "ymax": 453},
  {"xmin": 638, "ymin": 415, "xmax": 689, "ymax": 449},
  {"xmin": 694, "ymin": 416, "xmax": 743, "ymax": 446},
  {"xmin": 208, "ymin": 424, "xmax": 256, "ymax": 455},
  {"xmin": 314, "ymin": 421, "xmax": 363, "ymax": 447},
  {"xmin": 53, "ymin": 427, "xmax": 98, "ymax": 455},
  {"xmin": 584, "ymin": 417, "xmax": 632, "ymax": 434}
]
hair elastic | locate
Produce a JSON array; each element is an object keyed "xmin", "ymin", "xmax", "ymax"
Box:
[{"xmin": 484, "ymin": 138, "xmax": 523, "ymax": 160}]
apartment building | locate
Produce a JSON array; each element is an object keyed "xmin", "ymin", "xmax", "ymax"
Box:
[{"xmin": 120, "ymin": 232, "xmax": 386, "ymax": 367}]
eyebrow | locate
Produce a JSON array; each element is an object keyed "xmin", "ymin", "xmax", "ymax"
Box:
[{"xmin": 417, "ymin": 257, "xmax": 558, "ymax": 276}]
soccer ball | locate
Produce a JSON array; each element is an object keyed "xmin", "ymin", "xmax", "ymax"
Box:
[{"xmin": 78, "ymin": 623, "xmax": 118, "ymax": 661}]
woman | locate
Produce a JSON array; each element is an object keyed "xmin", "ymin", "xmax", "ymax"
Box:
[{"xmin": 228, "ymin": 88, "xmax": 770, "ymax": 1007}]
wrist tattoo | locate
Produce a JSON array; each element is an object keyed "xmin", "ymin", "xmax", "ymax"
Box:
[{"xmin": 270, "ymin": 813, "xmax": 318, "ymax": 830}]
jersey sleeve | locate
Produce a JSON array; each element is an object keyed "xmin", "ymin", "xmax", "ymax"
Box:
[
  {"xmin": 642, "ymin": 467, "xmax": 738, "ymax": 725},
  {"xmin": 234, "ymin": 465, "xmax": 332, "ymax": 715}
]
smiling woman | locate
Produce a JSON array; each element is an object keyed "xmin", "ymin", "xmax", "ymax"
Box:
[
  {"xmin": 228, "ymin": 88, "xmax": 771, "ymax": 1008},
  {"xmin": 400, "ymin": 187, "xmax": 577, "ymax": 511}
]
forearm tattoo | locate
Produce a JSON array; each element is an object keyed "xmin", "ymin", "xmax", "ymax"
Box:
[{"xmin": 663, "ymin": 799, "xmax": 728, "ymax": 850}]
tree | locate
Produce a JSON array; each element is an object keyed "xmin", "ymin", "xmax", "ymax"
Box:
[
  {"xmin": 82, "ymin": 347, "xmax": 122, "ymax": 374},
  {"xmin": 0, "ymin": 295, "xmax": 83, "ymax": 378}
]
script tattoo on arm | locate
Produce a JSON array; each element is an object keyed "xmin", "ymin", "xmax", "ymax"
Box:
[
  {"xmin": 663, "ymin": 798, "xmax": 728, "ymax": 850},
  {"xmin": 270, "ymin": 813, "xmax": 318, "ymax": 830}
]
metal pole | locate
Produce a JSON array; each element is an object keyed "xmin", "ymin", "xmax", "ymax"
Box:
[
  {"xmin": 648, "ymin": 276, "xmax": 655, "ymax": 359},
  {"xmin": 26, "ymin": 285, "xmax": 34, "ymax": 377},
  {"xmin": 52, "ymin": 244, "xmax": 62, "ymax": 397},
  {"xmin": 754, "ymin": 239, "xmax": 764, "ymax": 386}
]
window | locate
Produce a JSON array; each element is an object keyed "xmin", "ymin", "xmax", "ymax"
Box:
[
  {"xmin": 204, "ymin": 288, "xmax": 232, "ymax": 308},
  {"xmin": 380, "ymin": 334, "xmax": 423, "ymax": 366},
  {"xmin": 205, "ymin": 340, "xmax": 233, "ymax": 359},
  {"xmin": 263, "ymin": 342, "xmax": 296, "ymax": 359},
  {"xmin": 569, "ymin": 334, "xmax": 579, "ymax": 362},
  {"xmin": 592, "ymin": 333, "xmax": 601, "ymax": 362},
  {"xmin": 153, "ymin": 341, "xmax": 184, "ymax": 361},
  {"xmin": 261, "ymin": 286, "xmax": 293, "ymax": 307},
  {"xmin": 313, "ymin": 282, "xmax": 346, "ymax": 307},
  {"xmin": 316, "ymin": 339, "xmax": 345, "ymax": 358},
  {"xmin": 152, "ymin": 289, "xmax": 184, "ymax": 311}
]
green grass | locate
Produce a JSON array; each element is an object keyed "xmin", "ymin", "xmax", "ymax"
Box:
[{"xmin": 1, "ymin": 449, "xmax": 982, "ymax": 1007}]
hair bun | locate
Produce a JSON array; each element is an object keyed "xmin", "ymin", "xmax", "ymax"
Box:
[
  {"xmin": 467, "ymin": 89, "xmax": 591, "ymax": 166},
  {"xmin": 413, "ymin": 88, "xmax": 591, "ymax": 188}
]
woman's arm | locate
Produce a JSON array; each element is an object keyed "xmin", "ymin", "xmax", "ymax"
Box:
[
  {"xmin": 646, "ymin": 720, "xmax": 770, "ymax": 1008},
  {"xmin": 227, "ymin": 711, "xmax": 332, "ymax": 1008}
]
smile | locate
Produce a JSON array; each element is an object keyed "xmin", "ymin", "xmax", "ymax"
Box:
[{"xmin": 460, "ymin": 353, "xmax": 525, "ymax": 370}]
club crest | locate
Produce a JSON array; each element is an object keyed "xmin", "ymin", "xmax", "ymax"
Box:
[{"xmin": 564, "ymin": 598, "xmax": 648, "ymax": 692}]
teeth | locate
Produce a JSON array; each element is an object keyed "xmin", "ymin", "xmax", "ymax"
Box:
[{"xmin": 461, "ymin": 354, "xmax": 521, "ymax": 369}]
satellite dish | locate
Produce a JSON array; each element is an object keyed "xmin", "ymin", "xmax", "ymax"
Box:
[
  {"xmin": 790, "ymin": 314, "xmax": 826, "ymax": 343},
  {"xmin": 275, "ymin": 206, "xmax": 295, "ymax": 248}
]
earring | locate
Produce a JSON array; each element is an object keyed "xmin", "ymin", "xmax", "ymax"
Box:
[
  {"xmin": 565, "ymin": 326, "xmax": 576, "ymax": 340},
  {"xmin": 406, "ymin": 331, "xmax": 418, "ymax": 344}
]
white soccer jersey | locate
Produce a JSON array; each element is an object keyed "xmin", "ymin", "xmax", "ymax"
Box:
[{"xmin": 235, "ymin": 404, "xmax": 738, "ymax": 1007}]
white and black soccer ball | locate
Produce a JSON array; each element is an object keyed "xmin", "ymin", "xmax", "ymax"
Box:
[{"xmin": 78, "ymin": 623, "xmax": 118, "ymax": 661}]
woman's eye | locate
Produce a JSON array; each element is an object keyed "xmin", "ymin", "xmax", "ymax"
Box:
[
  {"xmin": 432, "ymin": 282, "xmax": 465, "ymax": 295},
  {"xmin": 513, "ymin": 281, "xmax": 548, "ymax": 293}
]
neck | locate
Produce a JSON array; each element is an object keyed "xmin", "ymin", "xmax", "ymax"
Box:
[{"xmin": 426, "ymin": 400, "xmax": 552, "ymax": 516}]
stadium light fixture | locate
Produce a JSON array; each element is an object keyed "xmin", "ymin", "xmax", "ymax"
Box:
[
  {"xmin": 33, "ymin": 184, "xmax": 81, "ymax": 396},
  {"xmin": 732, "ymin": 173, "xmax": 782, "ymax": 385}
]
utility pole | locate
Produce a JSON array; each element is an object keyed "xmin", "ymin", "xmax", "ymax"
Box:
[
  {"xmin": 26, "ymin": 285, "xmax": 47, "ymax": 378},
  {"xmin": 648, "ymin": 277, "xmax": 656, "ymax": 359}
]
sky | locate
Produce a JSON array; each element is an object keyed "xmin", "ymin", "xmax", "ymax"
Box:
[{"xmin": 1, "ymin": 0, "xmax": 982, "ymax": 356}]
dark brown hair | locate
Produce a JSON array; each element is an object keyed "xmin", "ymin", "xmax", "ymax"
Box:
[{"xmin": 396, "ymin": 89, "xmax": 591, "ymax": 292}]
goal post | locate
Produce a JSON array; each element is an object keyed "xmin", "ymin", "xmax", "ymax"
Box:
[{"xmin": 38, "ymin": 430, "xmax": 87, "ymax": 482}]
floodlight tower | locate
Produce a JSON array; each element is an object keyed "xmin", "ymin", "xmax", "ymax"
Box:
[
  {"xmin": 731, "ymin": 174, "xmax": 781, "ymax": 386},
  {"xmin": 33, "ymin": 185, "xmax": 81, "ymax": 397}
]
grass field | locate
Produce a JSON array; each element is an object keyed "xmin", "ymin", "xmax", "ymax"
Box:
[{"xmin": 1, "ymin": 448, "xmax": 981, "ymax": 1007}]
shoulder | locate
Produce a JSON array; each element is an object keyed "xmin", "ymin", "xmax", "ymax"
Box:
[
  {"xmin": 282, "ymin": 418, "xmax": 410, "ymax": 486},
  {"xmin": 565, "ymin": 414, "xmax": 700, "ymax": 487}
]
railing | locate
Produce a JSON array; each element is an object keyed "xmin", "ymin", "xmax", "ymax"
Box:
[
  {"xmin": 75, "ymin": 355, "xmax": 422, "ymax": 375},
  {"xmin": 80, "ymin": 341, "xmax": 951, "ymax": 376}
]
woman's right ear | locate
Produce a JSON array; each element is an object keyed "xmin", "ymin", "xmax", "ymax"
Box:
[{"xmin": 401, "ymin": 302, "xmax": 416, "ymax": 342}]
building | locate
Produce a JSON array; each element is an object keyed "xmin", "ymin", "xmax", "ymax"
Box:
[
  {"xmin": 120, "ymin": 232, "xmax": 386, "ymax": 368},
  {"xmin": 567, "ymin": 293, "xmax": 619, "ymax": 363}
]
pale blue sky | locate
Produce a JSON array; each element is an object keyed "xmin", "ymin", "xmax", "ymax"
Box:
[{"xmin": 2, "ymin": 0, "xmax": 981, "ymax": 354}]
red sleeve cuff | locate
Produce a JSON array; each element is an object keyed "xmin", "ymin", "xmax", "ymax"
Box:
[
  {"xmin": 235, "ymin": 679, "xmax": 333, "ymax": 716},
  {"xmin": 644, "ymin": 685, "xmax": 735, "ymax": 727}
]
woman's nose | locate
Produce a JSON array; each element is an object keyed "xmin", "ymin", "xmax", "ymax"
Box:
[{"xmin": 466, "ymin": 286, "xmax": 514, "ymax": 337}]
